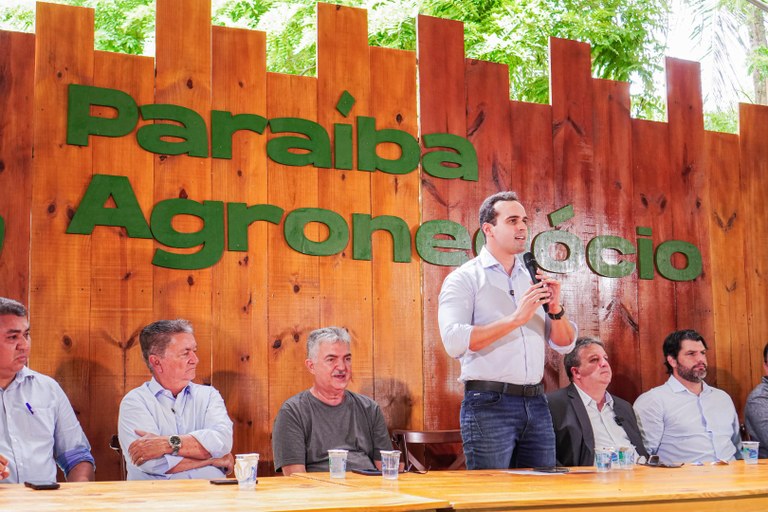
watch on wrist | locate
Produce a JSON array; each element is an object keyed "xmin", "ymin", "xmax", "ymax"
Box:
[
  {"xmin": 169, "ymin": 434, "xmax": 182, "ymax": 456},
  {"xmin": 547, "ymin": 304, "xmax": 565, "ymax": 320}
]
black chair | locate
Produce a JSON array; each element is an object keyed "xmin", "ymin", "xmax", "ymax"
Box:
[
  {"xmin": 391, "ymin": 429, "xmax": 465, "ymax": 472},
  {"xmin": 109, "ymin": 434, "xmax": 127, "ymax": 480}
]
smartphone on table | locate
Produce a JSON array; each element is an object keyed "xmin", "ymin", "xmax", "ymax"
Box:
[{"xmin": 24, "ymin": 481, "xmax": 60, "ymax": 490}]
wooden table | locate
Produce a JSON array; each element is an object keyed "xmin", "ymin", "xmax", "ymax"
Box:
[
  {"xmin": 294, "ymin": 461, "xmax": 768, "ymax": 511},
  {"xmin": 0, "ymin": 477, "xmax": 448, "ymax": 512}
]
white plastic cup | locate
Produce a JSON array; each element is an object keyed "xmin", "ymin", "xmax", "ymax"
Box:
[
  {"xmin": 328, "ymin": 449, "xmax": 348, "ymax": 478},
  {"xmin": 617, "ymin": 446, "xmax": 636, "ymax": 470},
  {"xmin": 234, "ymin": 453, "xmax": 259, "ymax": 490},
  {"xmin": 594, "ymin": 447, "xmax": 613, "ymax": 472},
  {"xmin": 742, "ymin": 441, "xmax": 759, "ymax": 465},
  {"xmin": 380, "ymin": 450, "xmax": 401, "ymax": 480}
]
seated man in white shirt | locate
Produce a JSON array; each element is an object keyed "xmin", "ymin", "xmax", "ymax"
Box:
[
  {"xmin": 634, "ymin": 329, "xmax": 740, "ymax": 464},
  {"xmin": 118, "ymin": 319, "xmax": 234, "ymax": 480},
  {"xmin": 547, "ymin": 337, "xmax": 648, "ymax": 466}
]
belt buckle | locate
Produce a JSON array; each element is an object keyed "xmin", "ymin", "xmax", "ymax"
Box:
[{"xmin": 523, "ymin": 384, "xmax": 538, "ymax": 397}]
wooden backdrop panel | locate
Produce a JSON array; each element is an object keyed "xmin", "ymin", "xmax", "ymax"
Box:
[
  {"xmin": 30, "ymin": 2, "xmax": 94, "ymax": 448},
  {"xmin": 416, "ymin": 14, "xmax": 467, "ymax": 430},
  {"xmin": 210, "ymin": 26, "xmax": 270, "ymax": 464},
  {"xmin": 153, "ymin": 0, "xmax": 213, "ymax": 380},
  {"xmin": 369, "ymin": 46, "xmax": 423, "ymax": 431},
  {"xmin": 89, "ymin": 50, "xmax": 155, "ymax": 481},
  {"xmin": 707, "ymin": 131, "xmax": 751, "ymax": 412},
  {"xmin": 740, "ymin": 103, "xmax": 768, "ymax": 396},
  {"xmin": 316, "ymin": 3, "xmax": 374, "ymax": 397},
  {"xmin": 592, "ymin": 79, "xmax": 640, "ymax": 401},
  {"xmin": 0, "ymin": 31, "xmax": 34, "ymax": 303}
]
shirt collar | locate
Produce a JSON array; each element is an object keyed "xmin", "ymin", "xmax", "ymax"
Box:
[
  {"xmin": 479, "ymin": 246, "xmax": 525, "ymax": 275},
  {"xmin": 574, "ymin": 383, "xmax": 613, "ymax": 409},
  {"xmin": 148, "ymin": 376, "xmax": 190, "ymax": 399},
  {"xmin": 14, "ymin": 366, "xmax": 33, "ymax": 383},
  {"xmin": 666, "ymin": 375, "xmax": 711, "ymax": 395}
]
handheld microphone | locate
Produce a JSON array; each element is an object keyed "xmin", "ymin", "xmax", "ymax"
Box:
[{"xmin": 523, "ymin": 252, "xmax": 549, "ymax": 313}]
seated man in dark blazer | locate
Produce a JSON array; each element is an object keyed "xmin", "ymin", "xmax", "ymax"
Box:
[{"xmin": 547, "ymin": 337, "xmax": 648, "ymax": 466}]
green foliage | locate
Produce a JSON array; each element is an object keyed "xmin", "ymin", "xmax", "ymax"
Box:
[{"xmin": 704, "ymin": 108, "xmax": 739, "ymax": 133}]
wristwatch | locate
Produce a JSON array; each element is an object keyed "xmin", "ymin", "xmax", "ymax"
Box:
[
  {"xmin": 169, "ymin": 435, "xmax": 182, "ymax": 456},
  {"xmin": 547, "ymin": 304, "xmax": 566, "ymax": 320}
]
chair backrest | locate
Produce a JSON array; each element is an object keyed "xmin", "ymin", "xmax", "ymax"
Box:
[
  {"xmin": 109, "ymin": 434, "xmax": 127, "ymax": 480},
  {"xmin": 391, "ymin": 429, "xmax": 465, "ymax": 471}
]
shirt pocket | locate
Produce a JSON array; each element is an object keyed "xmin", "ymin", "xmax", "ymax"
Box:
[{"xmin": 14, "ymin": 404, "xmax": 56, "ymax": 439}]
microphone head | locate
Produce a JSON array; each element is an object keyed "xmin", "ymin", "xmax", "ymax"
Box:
[{"xmin": 523, "ymin": 251, "xmax": 536, "ymax": 268}]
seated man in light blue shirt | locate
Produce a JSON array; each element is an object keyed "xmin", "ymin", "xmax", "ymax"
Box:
[
  {"xmin": 634, "ymin": 329, "xmax": 740, "ymax": 464},
  {"xmin": 118, "ymin": 319, "xmax": 234, "ymax": 480},
  {"xmin": 0, "ymin": 297, "xmax": 95, "ymax": 483}
]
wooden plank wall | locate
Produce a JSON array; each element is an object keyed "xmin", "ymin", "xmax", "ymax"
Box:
[{"xmin": 1, "ymin": 0, "xmax": 767, "ymax": 480}]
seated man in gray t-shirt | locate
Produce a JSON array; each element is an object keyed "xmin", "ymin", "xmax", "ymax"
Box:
[{"xmin": 272, "ymin": 327, "xmax": 393, "ymax": 475}]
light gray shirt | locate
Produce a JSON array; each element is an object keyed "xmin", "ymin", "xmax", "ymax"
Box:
[
  {"xmin": 438, "ymin": 247, "xmax": 576, "ymax": 384},
  {"xmin": 575, "ymin": 385, "xmax": 635, "ymax": 452},
  {"xmin": 634, "ymin": 376, "xmax": 740, "ymax": 464}
]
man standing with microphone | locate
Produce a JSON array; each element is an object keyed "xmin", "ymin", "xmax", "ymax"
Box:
[{"xmin": 438, "ymin": 191, "xmax": 577, "ymax": 469}]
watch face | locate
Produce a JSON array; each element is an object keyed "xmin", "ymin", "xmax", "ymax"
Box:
[{"xmin": 169, "ymin": 435, "xmax": 182, "ymax": 448}]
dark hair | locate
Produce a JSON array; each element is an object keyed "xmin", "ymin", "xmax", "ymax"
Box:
[
  {"xmin": 478, "ymin": 191, "xmax": 521, "ymax": 227},
  {"xmin": 563, "ymin": 337, "xmax": 606, "ymax": 381},
  {"xmin": 763, "ymin": 342, "xmax": 768, "ymax": 364},
  {"xmin": 0, "ymin": 297, "xmax": 27, "ymax": 318},
  {"xmin": 662, "ymin": 329, "xmax": 707, "ymax": 374},
  {"xmin": 139, "ymin": 319, "xmax": 193, "ymax": 371}
]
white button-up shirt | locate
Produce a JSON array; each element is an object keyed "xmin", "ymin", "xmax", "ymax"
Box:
[
  {"xmin": 0, "ymin": 367, "xmax": 94, "ymax": 483},
  {"xmin": 575, "ymin": 385, "xmax": 635, "ymax": 451},
  {"xmin": 634, "ymin": 376, "xmax": 740, "ymax": 464},
  {"xmin": 438, "ymin": 247, "xmax": 576, "ymax": 384}
]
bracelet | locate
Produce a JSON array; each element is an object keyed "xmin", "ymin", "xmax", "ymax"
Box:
[{"xmin": 547, "ymin": 305, "xmax": 565, "ymax": 320}]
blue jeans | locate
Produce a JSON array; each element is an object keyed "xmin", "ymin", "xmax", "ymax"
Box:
[{"xmin": 460, "ymin": 391, "xmax": 556, "ymax": 469}]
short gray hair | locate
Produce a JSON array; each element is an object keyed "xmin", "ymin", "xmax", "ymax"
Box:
[
  {"xmin": 139, "ymin": 319, "xmax": 193, "ymax": 371},
  {"xmin": 307, "ymin": 326, "xmax": 351, "ymax": 360},
  {"xmin": 564, "ymin": 337, "xmax": 606, "ymax": 381},
  {"xmin": 478, "ymin": 191, "xmax": 521, "ymax": 226},
  {"xmin": 0, "ymin": 297, "xmax": 27, "ymax": 318}
]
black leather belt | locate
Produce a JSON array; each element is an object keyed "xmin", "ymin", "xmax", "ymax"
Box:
[{"xmin": 465, "ymin": 380, "xmax": 544, "ymax": 397}]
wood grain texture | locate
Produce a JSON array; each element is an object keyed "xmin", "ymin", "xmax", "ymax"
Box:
[
  {"xmin": 632, "ymin": 119, "xmax": 676, "ymax": 390},
  {"xmin": 211, "ymin": 26, "xmax": 270, "ymax": 467},
  {"xmin": 740, "ymin": 103, "xmax": 768, "ymax": 401},
  {"xmin": 0, "ymin": 31, "xmax": 34, "ymax": 303},
  {"xmin": 369, "ymin": 47, "xmax": 423, "ymax": 431},
  {"xmin": 30, "ymin": 1, "xmax": 94, "ymax": 441},
  {"xmin": 89, "ymin": 50, "xmax": 155, "ymax": 480},
  {"xmin": 416, "ymin": 14, "xmax": 466, "ymax": 430},
  {"xmin": 153, "ymin": 0, "xmax": 213, "ymax": 380},
  {"xmin": 549, "ymin": 37, "xmax": 600, "ymax": 345},
  {"xmin": 665, "ymin": 58, "xmax": 715, "ymax": 370},
  {"xmin": 316, "ymin": 3, "xmax": 374, "ymax": 396},
  {"xmin": 592, "ymin": 79, "xmax": 640, "ymax": 401},
  {"xmin": 266, "ymin": 71, "xmax": 319, "ymax": 470},
  {"xmin": 707, "ymin": 131, "xmax": 750, "ymax": 415}
]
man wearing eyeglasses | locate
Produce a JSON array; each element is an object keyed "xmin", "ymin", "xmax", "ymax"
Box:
[{"xmin": 745, "ymin": 342, "xmax": 768, "ymax": 458}]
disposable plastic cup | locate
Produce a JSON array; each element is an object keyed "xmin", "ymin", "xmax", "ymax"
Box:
[
  {"xmin": 594, "ymin": 447, "xmax": 613, "ymax": 472},
  {"xmin": 742, "ymin": 441, "xmax": 759, "ymax": 465},
  {"xmin": 234, "ymin": 453, "xmax": 259, "ymax": 490},
  {"xmin": 617, "ymin": 446, "xmax": 635, "ymax": 470},
  {"xmin": 328, "ymin": 449, "xmax": 348, "ymax": 478},
  {"xmin": 380, "ymin": 450, "xmax": 401, "ymax": 480}
]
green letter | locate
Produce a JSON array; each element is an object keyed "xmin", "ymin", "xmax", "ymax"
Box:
[
  {"xmin": 267, "ymin": 118, "xmax": 331, "ymax": 168},
  {"xmin": 422, "ymin": 133, "xmax": 478, "ymax": 181},
  {"xmin": 150, "ymin": 199, "xmax": 225, "ymax": 270},
  {"xmin": 284, "ymin": 208, "xmax": 348, "ymax": 256},
  {"xmin": 352, "ymin": 214, "xmax": 411, "ymax": 262},
  {"xmin": 66, "ymin": 174, "xmax": 151, "ymax": 238},
  {"xmin": 137, "ymin": 104, "xmax": 208, "ymax": 157},
  {"xmin": 586, "ymin": 235, "xmax": 636, "ymax": 278},
  {"xmin": 415, "ymin": 220, "xmax": 471, "ymax": 266},
  {"xmin": 655, "ymin": 240, "xmax": 703, "ymax": 282},
  {"xmin": 227, "ymin": 203, "xmax": 284, "ymax": 251},
  {"xmin": 210, "ymin": 111, "xmax": 268, "ymax": 159},
  {"xmin": 67, "ymin": 84, "xmax": 138, "ymax": 146},
  {"xmin": 357, "ymin": 116, "xmax": 419, "ymax": 175}
]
